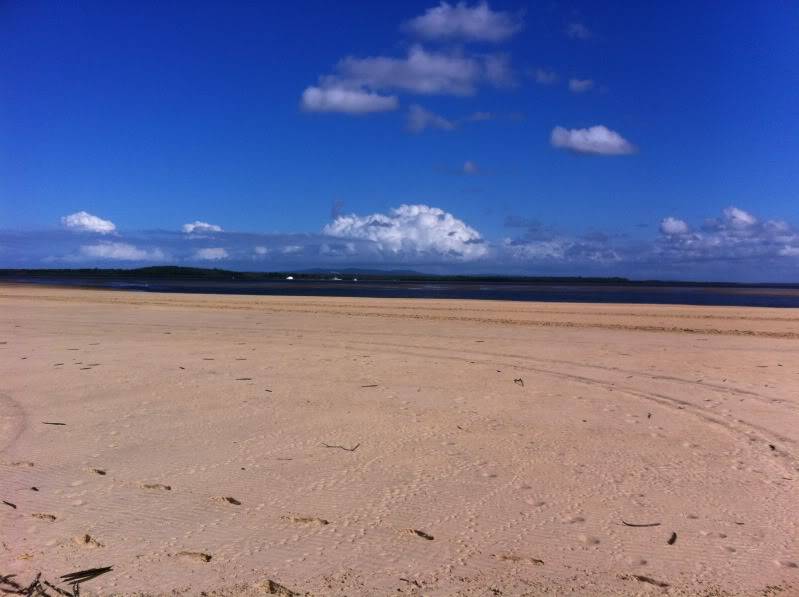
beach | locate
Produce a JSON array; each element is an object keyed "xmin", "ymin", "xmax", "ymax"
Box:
[{"xmin": 1, "ymin": 285, "xmax": 797, "ymax": 595}]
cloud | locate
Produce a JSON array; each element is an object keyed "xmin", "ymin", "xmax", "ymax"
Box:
[
  {"xmin": 568, "ymin": 78, "xmax": 594, "ymax": 93},
  {"xmin": 281, "ymin": 245, "xmax": 304, "ymax": 255},
  {"xmin": 80, "ymin": 242, "xmax": 164, "ymax": 261},
  {"xmin": 550, "ymin": 125, "xmax": 636, "ymax": 156},
  {"xmin": 407, "ymin": 104, "xmax": 456, "ymax": 133},
  {"xmin": 722, "ymin": 206, "xmax": 757, "ymax": 229},
  {"xmin": 327, "ymin": 46, "xmax": 510, "ymax": 97},
  {"xmin": 61, "ymin": 211, "xmax": 116, "ymax": 234},
  {"xmin": 660, "ymin": 217, "xmax": 689, "ymax": 236},
  {"xmin": 254, "ymin": 246, "xmax": 269, "ymax": 256},
  {"xmin": 193, "ymin": 247, "xmax": 229, "ymax": 260},
  {"xmin": 533, "ymin": 68, "xmax": 558, "ymax": 85},
  {"xmin": 403, "ymin": 1, "xmax": 523, "ymax": 42},
  {"xmin": 566, "ymin": 22, "xmax": 591, "ymax": 40},
  {"xmin": 301, "ymin": 85, "xmax": 398, "ymax": 114},
  {"xmin": 182, "ymin": 221, "xmax": 223, "ymax": 234},
  {"xmin": 323, "ymin": 203, "xmax": 487, "ymax": 260},
  {"xmin": 656, "ymin": 206, "xmax": 799, "ymax": 264}
]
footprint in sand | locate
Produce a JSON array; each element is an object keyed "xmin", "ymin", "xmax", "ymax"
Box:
[
  {"xmin": 176, "ymin": 551, "xmax": 212, "ymax": 562},
  {"xmin": 141, "ymin": 483, "xmax": 172, "ymax": 491}
]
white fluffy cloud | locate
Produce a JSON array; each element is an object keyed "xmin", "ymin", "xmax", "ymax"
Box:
[
  {"xmin": 317, "ymin": 46, "xmax": 511, "ymax": 98},
  {"xmin": 723, "ymin": 206, "xmax": 757, "ymax": 228},
  {"xmin": 193, "ymin": 247, "xmax": 228, "ymax": 260},
  {"xmin": 61, "ymin": 211, "xmax": 116, "ymax": 234},
  {"xmin": 403, "ymin": 1, "xmax": 522, "ymax": 42},
  {"xmin": 301, "ymin": 85, "xmax": 398, "ymax": 114},
  {"xmin": 182, "ymin": 221, "xmax": 223, "ymax": 234},
  {"xmin": 407, "ymin": 104, "xmax": 456, "ymax": 133},
  {"xmin": 80, "ymin": 242, "xmax": 164, "ymax": 261},
  {"xmin": 254, "ymin": 246, "xmax": 269, "ymax": 255},
  {"xmin": 568, "ymin": 78, "xmax": 594, "ymax": 93},
  {"xmin": 323, "ymin": 204, "xmax": 487, "ymax": 260},
  {"xmin": 660, "ymin": 217, "xmax": 689, "ymax": 236},
  {"xmin": 551, "ymin": 125, "xmax": 636, "ymax": 156},
  {"xmin": 657, "ymin": 206, "xmax": 799, "ymax": 263},
  {"xmin": 566, "ymin": 22, "xmax": 591, "ymax": 40}
]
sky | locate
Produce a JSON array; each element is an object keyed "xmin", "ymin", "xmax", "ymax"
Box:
[{"xmin": 2, "ymin": 0, "xmax": 798, "ymax": 281}]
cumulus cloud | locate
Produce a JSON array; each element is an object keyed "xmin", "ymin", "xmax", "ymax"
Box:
[
  {"xmin": 61, "ymin": 211, "xmax": 116, "ymax": 234},
  {"xmin": 566, "ymin": 22, "xmax": 591, "ymax": 40},
  {"xmin": 403, "ymin": 1, "xmax": 523, "ymax": 42},
  {"xmin": 657, "ymin": 206, "xmax": 799, "ymax": 264},
  {"xmin": 254, "ymin": 246, "xmax": 269, "ymax": 256},
  {"xmin": 407, "ymin": 104, "xmax": 456, "ymax": 133},
  {"xmin": 182, "ymin": 221, "xmax": 223, "ymax": 234},
  {"xmin": 323, "ymin": 204, "xmax": 487, "ymax": 260},
  {"xmin": 301, "ymin": 85, "xmax": 398, "ymax": 114},
  {"xmin": 80, "ymin": 242, "xmax": 164, "ymax": 261},
  {"xmin": 193, "ymin": 247, "xmax": 228, "ymax": 260},
  {"xmin": 660, "ymin": 217, "xmax": 689, "ymax": 236},
  {"xmin": 533, "ymin": 68, "xmax": 558, "ymax": 85},
  {"xmin": 568, "ymin": 78, "xmax": 594, "ymax": 93},
  {"xmin": 317, "ymin": 46, "xmax": 511, "ymax": 98},
  {"xmin": 550, "ymin": 125, "xmax": 636, "ymax": 156}
]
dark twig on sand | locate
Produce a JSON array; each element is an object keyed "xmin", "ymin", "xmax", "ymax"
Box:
[
  {"xmin": 321, "ymin": 442, "xmax": 360, "ymax": 452},
  {"xmin": 60, "ymin": 566, "xmax": 113, "ymax": 586},
  {"xmin": 667, "ymin": 531, "xmax": 677, "ymax": 545},
  {"xmin": 360, "ymin": 384, "xmax": 378, "ymax": 388},
  {"xmin": 632, "ymin": 575, "xmax": 670, "ymax": 588},
  {"xmin": 621, "ymin": 520, "xmax": 661, "ymax": 527},
  {"xmin": 2, "ymin": 500, "xmax": 16, "ymax": 509},
  {"xmin": 399, "ymin": 578, "xmax": 421, "ymax": 588},
  {"xmin": 42, "ymin": 422, "xmax": 66, "ymax": 426}
]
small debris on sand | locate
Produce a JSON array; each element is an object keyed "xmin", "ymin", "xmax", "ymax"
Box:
[
  {"xmin": 73, "ymin": 533, "xmax": 103, "ymax": 548},
  {"xmin": 213, "ymin": 496, "xmax": 241, "ymax": 505},
  {"xmin": 259, "ymin": 579, "xmax": 300, "ymax": 596},
  {"xmin": 403, "ymin": 528, "xmax": 434, "ymax": 540},
  {"xmin": 282, "ymin": 515, "xmax": 329, "ymax": 526},
  {"xmin": 177, "ymin": 551, "xmax": 212, "ymax": 562},
  {"xmin": 31, "ymin": 513, "xmax": 57, "ymax": 521},
  {"xmin": 141, "ymin": 483, "xmax": 171, "ymax": 491}
]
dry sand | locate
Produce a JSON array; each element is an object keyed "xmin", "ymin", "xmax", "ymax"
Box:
[{"xmin": 1, "ymin": 285, "xmax": 797, "ymax": 596}]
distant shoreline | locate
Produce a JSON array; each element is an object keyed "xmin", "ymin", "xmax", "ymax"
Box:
[{"xmin": 3, "ymin": 272, "xmax": 799, "ymax": 308}]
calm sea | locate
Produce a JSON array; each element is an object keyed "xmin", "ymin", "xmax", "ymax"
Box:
[{"xmin": 7, "ymin": 277, "xmax": 799, "ymax": 308}]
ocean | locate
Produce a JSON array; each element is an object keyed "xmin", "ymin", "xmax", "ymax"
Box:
[{"xmin": 6, "ymin": 276, "xmax": 799, "ymax": 308}]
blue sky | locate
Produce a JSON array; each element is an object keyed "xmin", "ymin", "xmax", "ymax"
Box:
[{"xmin": 2, "ymin": 1, "xmax": 798, "ymax": 280}]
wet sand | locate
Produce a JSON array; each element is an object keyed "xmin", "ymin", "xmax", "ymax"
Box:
[{"xmin": 1, "ymin": 285, "xmax": 797, "ymax": 595}]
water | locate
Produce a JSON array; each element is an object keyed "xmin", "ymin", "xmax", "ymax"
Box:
[{"xmin": 7, "ymin": 276, "xmax": 799, "ymax": 308}]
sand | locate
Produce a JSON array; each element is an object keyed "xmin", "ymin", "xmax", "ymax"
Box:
[{"xmin": 1, "ymin": 285, "xmax": 797, "ymax": 596}]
